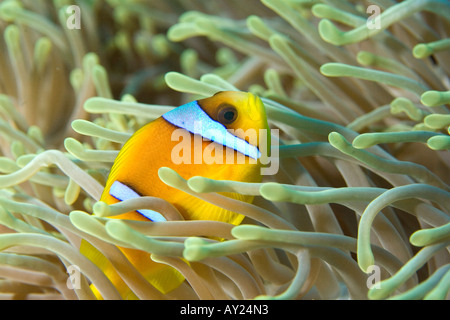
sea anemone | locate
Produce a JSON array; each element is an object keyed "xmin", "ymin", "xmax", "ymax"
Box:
[{"xmin": 0, "ymin": 0, "xmax": 449, "ymax": 300}]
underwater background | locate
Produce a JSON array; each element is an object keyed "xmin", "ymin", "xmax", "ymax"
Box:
[{"xmin": 0, "ymin": 0, "xmax": 449, "ymax": 300}]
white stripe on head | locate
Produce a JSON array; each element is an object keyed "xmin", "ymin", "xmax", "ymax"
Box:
[{"xmin": 162, "ymin": 100, "xmax": 261, "ymax": 159}]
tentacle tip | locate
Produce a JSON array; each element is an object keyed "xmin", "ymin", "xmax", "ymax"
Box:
[
  {"xmin": 358, "ymin": 254, "xmax": 375, "ymax": 275},
  {"xmin": 356, "ymin": 51, "xmax": 375, "ymax": 66},
  {"xmin": 167, "ymin": 23, "xmax": 201, "ymax": 43},
  {"xmin": 311, "ymin": 4, "xmax": 329, "ymax": 18},
  {"xmin": 409, "ymin": 233, "xmax": 424, "ymax": 247},
  {"xmin": 0, "ymin": 1, "xmax": 23, "ymax": 22},
  {"xmin": 15, "ymin": 154, "xmax": 35, "ymax": 167},
  {"xmin": 259, "ymin": 182, "xmax": 285, "ymax": 202},
  {"xmin": 231, "ymin": 224, "xmax": 260, "ymax": 240},
  {"xmin": 319, "ymin": 63, "xmax": 335, "ymax": 76},
  {"xmin": 352, "ymin": 135, "xmax": 369, "ymax": 149},
  {"xmin": 104, "ymin": 219, "xmax": 127, "ymax": 238},
  {"xmin": 64, "ymin": 137, "xmax": 84, "ymax": 155},
  {"xmin": 70, "ymin": 119, "xmax": 85, "ymax": 132},
  {"xmin": 328, "ymin": 131, "xmax": 346, "ymax": 147},
  {"xmin": 68, "ymin": 210, "xmax": 92, "ymax": 229},
  {"xmin": 183, "ymin": 237, "xmax": 210, "ymax": 261},
  {"xmin": 421, "ymin": 90, "xmax": 442, "ymax": 107},
  {"xmin": 427, "ymin": 136, "xmax": 450, "ymax": 151},
  {"xmin": 158, "ymin": 166, "xmax": 184, "ymax": 187},
  {"xmin": 318, "ymin": 19, "xmax": 344, "ymax": 45},
  {"xmin": 424, "ymin": 114, "xmax": 448, "ymax": 130},
  {"xmin": 82, "ymin": 52, "xmax": 100, "ymax": 69},
  {"xmin": 184, "ymin": 236, "xmax": 208, "ymax": 247},
  {"xmin": 187, "ymin": 176, "xmax": 209, "ymax": 193},
  {"xmin": 413, "ymin": 44, "xmax": 431, "ymax": 59},
  {"xmin": 92, "ymin": 201, "xmax": 110, "ymax": 217}
]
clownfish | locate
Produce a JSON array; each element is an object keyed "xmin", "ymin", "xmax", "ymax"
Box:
[{"xmin": 81, "ymin": 91, "xmax": 270, "ymax": 299}]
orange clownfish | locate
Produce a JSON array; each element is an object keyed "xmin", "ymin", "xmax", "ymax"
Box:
[{"xmin": 81, "ymin": 91, "xmax": 270, "ymax": 299}]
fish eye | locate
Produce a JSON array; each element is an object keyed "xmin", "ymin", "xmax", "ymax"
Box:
[{"xmin": 218, "ymin": 104, "xmax": 238, "ymax": 124}]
